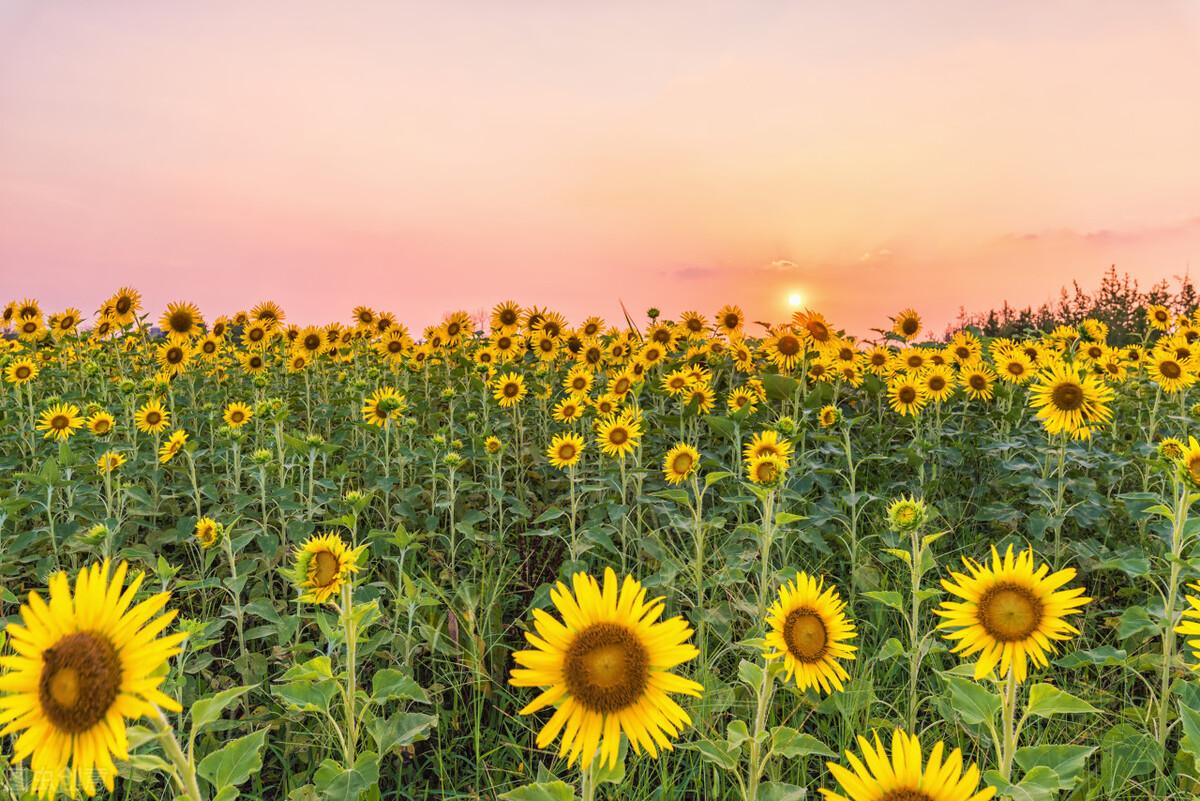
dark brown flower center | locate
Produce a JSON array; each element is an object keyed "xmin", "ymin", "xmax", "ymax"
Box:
[
  {"xmin": 901, "ymin": 317, "xmax": 919, "ymax": 335},
  {"xmin": 1161, "ymin": 360, "xmax": 1183, "ymax": 379},
  {"xmin": 50, "ymin": 414, "xmax": 70, "ymax": 430},
  {"xmin": 928, "ymin": 376, "xmax": 946, "ymax": 392},
  {"xmin": 881, "ymin": 792, "xmax": 933, "ymax": 801},
  {"xmin": 503, "ymin": 382, "xmax": 520, "ymax": 398},
  {"xmin": 168, "ymin": 310, "xmax": 193, "ymax": 333},
  {"xmin": 40, "ymin": 632, "xmax": 121, "ymax": 733},
  {"xmin": 115, "ymin": 297, "xmax": 132, "ymax": 314},
  {"xmin": 1051, "ymin": 382, "xmax": 1084, "ymax": 411},
  {"xmin": 563, "ymin": 623, "xmax": 648, "ymax": 713},
  {"xmin": 783, "ymin": 609, "xmax": 828, "ymax": 662},
  {"xmin": 969, "ymin": 374, "xmax": 987, "ymax": 390},
  {"xmin": 608, "ymin": 427, "xmax": 629, "ymax": 445},
  {"xmin": 978, "ymin": 583, "xmax": 1043, "ymax": 642},
  {"xmin": 724, "ymin": 313, "xmax": 740, "ymax": 329},
  {"xmin": 898, "ymin": 386, "xmax": 916, "ymax": 404},
  {"xmin": 557, "ymin": 443, "xmax": 577, "ymax": 460},
  {"xmin": 778, "ymin": 335, "xmax": 801, "ymax": 356}
]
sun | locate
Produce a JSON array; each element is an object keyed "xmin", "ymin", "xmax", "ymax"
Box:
[{"xmin": 786, "ymin": 291, "xmax": 804, "ymax": 309}]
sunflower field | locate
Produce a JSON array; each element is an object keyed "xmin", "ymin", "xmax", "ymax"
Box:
[{"xmin": 3, "ymin": 290, "xmax": 1200, "ymax": 801}]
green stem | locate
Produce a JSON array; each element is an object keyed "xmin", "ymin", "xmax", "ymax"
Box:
[{"xmin": 154, "ymin": 708, "xmax": 205, "ymax": 801}]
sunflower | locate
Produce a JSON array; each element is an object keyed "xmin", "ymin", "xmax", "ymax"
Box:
[
  {"xmin": 553, "ymin": 397, "xmax": 586, "ymax": 424},
  {"xmin": 818, "ymin": 404, "xmax": 841, "ymax": 428},
  {"xmin": 250, "ymin": 300, "xmax": 285, "ymax": 327},
  {"xmin": 1158, "ymin": 437, "xmax": 1186, "ymax": 462},
  {"xmin": 159, "ymin": 301, "xmax": 203, "ymax": 340},
  {"xmin": 493, "ymin": 372, "xmax": 528, "ymax": 408},
  {"xmin": 595, "ymin": 411, "xmax": 643, "ymax": 458},
  {"xmin": 4, "ymin": 358, "xmax": 38, "ymax": 385},
  {"xmin": 196, "ymin": 334, "xmax": 223, "ymax": 360},
  {"xmin": 727, "ymin": 387, "xmax": 758, "ymax": 414},
  {"xmin": 743, "ymin": 432, "xmax": 791, "ymax": 465},
  {"xmin": 16, "ymin": 314, "xmax": 45, "ymax": 341},
  {"xmin": 887, "ymin": 375, "xmax": 927, "ymax": 417},
  {"xmin": 509, "ymin": 567, "xmax": 702, "ymax": 770},
  {"xmin": 96, "ymin": 450, "xmax": 126, "ymax": 474},
  {"xmin": 682, "ymin": 384, "xmax": 715, "ymax": 415},
  {"xmin": 37, "ymin": 402, "xmax": 84, "ymax": 441},
  {"xmin": 1145, "ymin": 303, "xmax": 1173, "ymax": 332},
  {"xmin": 287, "ymin": 532, "xmax": 367, "ymax": 604},
  {"xmin": 820, "ymin": 729, "xmax": 995, "ymax": 801},
  {"xmin": 764, "ymin": 572, "xmax": 856, "ymax": 694},
  {"xmin": 242, "ymin": 321, "xmax": 271, "ymax": 349},
  {"xmin": 194, "ymin": 517, "xmax": 223, "ymax": 549},
  {"xmin": 491, "ymin": 300, "xmax": 522, "ymax": 333},
  {"xmin": 158, "ymin": 430, "xmax": 188, "ymax": 464},
  {"xmin": 714, "ymin": 304, "xmax": 745, "ymax": 337},
  {"xmin": 563, "ymin": 367, "xmax": 595, "ymax": 395},
  {"xmin": 959, "ymin": 362, "xmax": 996, "ymax": 401},
  {"xmin": 547, "ymin": 432, "xmax": 585, "ymax": 470},
  {"xmin": 484, "ymin": 435, "xmax": 504, "ymax": 455},
  {"xmin": 793, "ymin": 310, "xmax": 834, "ymax": 346},
  {"xmin": 1177, "ymin": 583, "xmax": 1200, "ymax": 669},
  {"xmin": 886, "ymin": 495, "xmax": 929, "ymax": 533},
  {"xmin": 746, "ymin": 453, "xmax": 788, "ymax": 486},
  {"xmin": 87, "ymin": 411, "xmax": 115, "ymax": 436},
  {"xmin": 361, "ymin": 387, "xmax": 407, "ymax": 428},
  {"xmin": 919, "ymin": 365, "xmax": 956, "ymax": 403},
  {"xmin": 1028, "ymin": 361, "xmax": 1114, "ymax": 440},
  {"xmin": 996, "ymin": 351, "xmax": 1035, "ymax": 384},
  {"xmin": 156, "ymin": 341, "xmax": 192, "ymax": 377},
  {"xmin": 1148, "ymin": 349, "xmax": 1196, "ymax": 394},
  {"xmin": 662, "ymin": 443, "xmax": 699, "ymax": 484},
  {"xmin": 50, "ymin": 309, "xmax": 81, "ymax": 339},
  {"xmin": 0, "ymin": 561, "xmax": 186, "ymax": 799},
  {"xmin": 935, "ymin": 545, "xmax": 1091, "ymax": 682},
  {"xmin": 892, "ymin": 308, "xmax": 922, "ymax": 341},
  {"xmin": 134, "ymin": 399, "xmax": 170, "ymax": 434},
  {"xmin": 1175, "ymin": 437, "xmax": 1200, "ymax": 487},
  {"xmin": 223, "ymin": 402, "xmax": 254, "ymax": 428},
  {"xmin": 107, "ymin": 287, "xmax": 142, "ymax": 326},
  {"xmin": 762, "ymin": 329, "xmax": 805, "ymax": 371},
  {"xmin": 240, "ymin": 352, "xmax": 267, "ymax": 375}
]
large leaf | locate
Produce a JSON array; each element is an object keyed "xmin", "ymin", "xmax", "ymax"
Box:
[
  {"xmin": 769, "ymin": 727, "xmax": 834, "ymax": 759},
  {"xmin": 314, "ymin": 752, "xmax": 380, "ymax": 801},
  {"xmin": 941, "ymin": 673, "xmax": 999, "ymax": 726},
  {"xmin": 190, "ymin": 685, "xmax": 256, "ymax": 736},
  {"xmin": 198, "ymin": 728, "xmax": 268, "ymax": 791},
  {"xmin": 369, "ymin": 712, "xmax": 437, "ymax": 755},
  {"xmin": 1099, "ymin": 723, "xmax": 1160, "ymax": 793},
  {"xmin": 1014, "ymin": 745, "xmax": 1094, "ymax": 786},
  {"xmin": 370, "ymin": 668, "xmax": 430, "ymax": 704},
  {"xmin": 498, "ymin": 781, "xmax": 578, "ymax": 801},
  {"xmin": 1025, "ymin": 683, "xmax": 1100, "ymax": 718}
]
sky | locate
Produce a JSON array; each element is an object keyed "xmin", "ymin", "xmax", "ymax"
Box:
[{"xmin": 2, "ymin": 1, "xmax": 1199, "ymax": 336}]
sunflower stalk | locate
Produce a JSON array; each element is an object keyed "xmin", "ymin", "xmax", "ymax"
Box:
[
  {"xmin": 339, "ymin": 580, "xmax": 360, "ymax": 766},
  {"xmin": 154, "ymin": 708, "xmax": 205, "ymax": 801},
  {"xmin": 1154, "ymin": 468, "xmax": 1194, "ymax": 764}
]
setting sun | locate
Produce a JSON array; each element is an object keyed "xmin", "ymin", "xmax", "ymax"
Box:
[{"xmin": 786, "ymin": 291, "xmax": 804, "ymax": 309}]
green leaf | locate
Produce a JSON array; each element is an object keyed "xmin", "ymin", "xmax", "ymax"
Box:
[
  {"xmin": 651, "ymin": 489, "xmax": 691, "ymax": 506},
  {"xmin": 272, "ymin": 679, "xmax": 338, "ymax": 712},
  {"xmin": 862, "ymin": 591, "xmax": 904, "ymax": 612},
  {"xmin": 370, "ymin": 668, "xmax": 430, "ymax": 704},
  {"xmin": 533, "ymin": 507, "xmax": 564, "ymax": 524},
  {"xmin": 940, "ymin": 673, "xmax": 999, "ymax": 726},
  {"xmin": 1025, "ymin": 683, "xmax": 1100, "ymax": 717},
  {"xmin": 198, "ymin": 728, "xmax": 268, "ymax": 791},
  {"xmin": 756, "ymin": 782, "xmax": 806, "ymax": 801},
  {"xmin": 1014, "ymin": 745, "xmax": 1094, "ymax": 786},
  {"xmin": 682, "ymin": 738, "xmax": 739, "ymax": 770},
  {"xmin": 190, "ymin": 685, "xmax": 256, "ymax": 736},
  {"xmin": 498, "ymin": 781, "xmax": 578, "ymax": 801},
  {"xmin": 704, "ymin": 470, "xmax": 732, "ymax": 489},
  {"xmin": 314, "ymin": 752, "xmax": 380, "ymax": 801},
  {"xmin": 727, "ymin": 719, "xmax": 751, "ymax": 750},
  {"xmin": 1180, "ymin": 698, "xmax": 1200, "ymax": 762},
  {"xmin": 983, "ymin": 766, "xmax": 1061, "ymax": 801},
  {"xmin": 774, "ymin": 511, "xmax": 805, "ymax": 526},
  {"xmin": 1099, "ymin": 723, "xmax": 1160, "ymax": 793},
  {"xmin": 369, "ymin": 712, "xmax": 437, "ymax": 755},
  {"xmin": 738, "ymin": 659, "xmax": 765, "ymax": 688},
  {"xmin": 769, "ymin": 727, "xmax": 834, "ymax": 759}
]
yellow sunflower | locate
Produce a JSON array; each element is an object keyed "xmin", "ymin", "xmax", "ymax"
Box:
[
  {"xmin": 764, "ymin": 572, "xmax": 857, "ymax": 693},
  {"xmin": 887, "ymin": 375, "xmax": 927, "ymax": 417},
  {"xmin": 287, "ymin": 532, "xmax": 367, "ymax": 604},
  {"xmin": 552, "ymin": 397, "xmax": 586, "ymax": 424},
  {"xmin": 361, "ymin": 387, "xmax": 407, "ymax": 428},
  {"xmin": 1147, "ymin": 349, "xmax": 1196, "ymax": 394},
  {"xmin": 158, "ymin": 430, "xmax": 188, "ymax": 464},
  {"xmin": 727, "ymin": 387, "xmax": 758, "ymax": 414},
  {"xmin": 1175, "ymin": 436, "xmax": 1200, "ymax": 487},
  {"xmin": 107, "ymin": 287, "xmax": 142, "ymax": 326},
  {"xmin": 746, "ymin": 453, "xmax": 788, "ymax": 486},
  {"xmin": 493, "ymin": 372, "xmax": 528, "ymax": 408},
  {"xmin": 819, "ymin": 729, "xmax": 995, "ymax": 801},
  {"xmin": 1177, "ymin": 583, "xmax": 1200, "ymax": 669},
  {"xmin": 1028, "ymin": 361, "xmax": 1114, "ymax": 440},
  {"xmin": 919, "ymin": 365, "xmax": 955, "ymax": 403},
  {"xmin": 194, "ymin": 517, "xmax": 223, "ymax": 549},
  {"xmin": 892, "ymin": 308, "xmax": 922, "ymax": 341},
  {"xmin": 762, "ymin": 329, "xmax": 805, "ymax": 371},
  {"xmin": 491, "ymin": 300, "xmax": 523, "ymax": 333},
  {"xmin": 159, "ymin": 301, "xmax": 203, "ymax": 340},
  {"xmin": 87, "ymin": 411, "xmax": 115, "ymax": 436},
  {"xmin": 0, "ymin": 561, "xmax": 186, "ymax": 798},
  {"xmin": 4, "ymin": 358, "xmax": 38, "ymax": 385},
  {"xmin": 935, "ymin": 545, "xmax": 1091, "ymax": 682},
  {"xmin": 223, "ymin": 402, "xmax": 254, "ymax": 428},
  {"xmin": 743, "ymin": 430, "xmax": 793, "ymax": 463},
  {"xmin": 818, "ymin": 404, "xmax": 841, "ymax": 428},
  {"xmin": 509, "ymin": 568, "xmax": 703, "ymax": 770},
  {"xmin": 96, "ymin": 450, "xmax": 126, "ymax": 474},
  {"xmin": 662, "ymin": 443, "xmax": 700, "ymax": 484},
  {"xmin": 36, "ymin": 402, "xmax": 84, "ymax": 441},
  {"xmin": 959, "ymin": 361, "xmax": 996, "ymax": 401},
  {"xmin": 135, "ymin": 400, "xmax": 170, "ymax": 435},
  {"xmin": 595, "ymin": 411, "xmax": 642, "ymax": 459},
  {"xmin": 547, "ymin": 432, "xmax": 585, "ymax": 470},
  {"xmin": 1146, "ymin": 303, "xmax": 1173, "ymax": 331}
]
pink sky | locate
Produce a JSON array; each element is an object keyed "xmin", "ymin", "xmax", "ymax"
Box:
[{"xmin": 2, "ymin": 2, "xmax": 1199, "ymax": 335}]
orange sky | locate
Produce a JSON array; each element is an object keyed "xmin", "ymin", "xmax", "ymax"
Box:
[{"xmin": 2, "ymin": 2, "xmax": 1199, "ymax": 335}]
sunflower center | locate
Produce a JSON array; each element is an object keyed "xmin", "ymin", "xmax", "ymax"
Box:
[
  {"xmin": 16, "ymin": 366, "xmax": 30, "ymax": 379},
  {"xmin": 115, "ymin": 297, "xmax": 132, "ymax": 314},
  {"xmin": 764, "ymin": 334, "xmax": 798, "ymax": 357},
  {"xmin": 50, "ymin": 414, "xmax": 70, "ymax": 430},
  {"xmin": 230, "ymin": 410, "xmax": 245, "ymax": 423},
  {"xmin": 1007, "ymin": 362, "xmax": 1025, "ymax": 376},
  {"xmin": 146, "ymin": 411, "xmax": 161, "ymax": 425},
  {"xmin": 500, "ymin": 309, "xmax": 517, "ymax": 326},
  {"xmin": 898, "ymin": 386, "xmax": 916, "ymax": 404},
  {"xmin": 304, "ymin": 334, "xmax": 321, "ymax": 350},
  {"xmin": 880, "ymin": 791, "xmax": 934, "ymax": 801},
  {"xmin": 312, "ymin": 551, "xmax": 340, "ymax": 587},
  {"xmin": 969, "ymin": 374, "xmax": 987, "ymax": 390},
  {"xmin": 608, "ymin": 428, "xmax": 629, "ymax": 445},
  {"xmin": 901, "ymin": 318, "xmax": 919, "ymax": 335},
  {"xmin": 928, "ymin": 376, "xmax": 946, "ymax": 391},
  {"xmin": 1051, "ymin": 382, "xmax": 1084, "ymax": 411},
  {"xmin": 782, "ymin": 609, "xmax": 828, "ymax": 662},
  {"xmin": 168, "ymin": 310, "xmax": 193, "ymax": 332},
  {"xmin": 1161, "ymin": 360, "xmax": 1182, "ymax": 379},
  {"xmin": 563, "ymin": 623, "xmax": 649, "ymax": 713},
  {"xmin": 168, "ymin": 347, "xmax": 184, "ymax": 364},
  {"xmin": 671, "ymin": 452, "xmax": 694, "ymax": 474},
  {"xmin": 503, "ymin": 382, "xmax": 520, "ymax": 398},
  {"xmin": 39, "ymin": 632, "xmax": 121, "ymax": 734},
  {"xmin": 978, "ymin": 584, "xmax": 1044, "ymax": 642},
  {"xmin": 724, "ymin": 313, "xmax": 740, "ymax": 329},
  {"xmin": 558, "ymin": 443, "xmax": 577, "ymax": 460}
]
